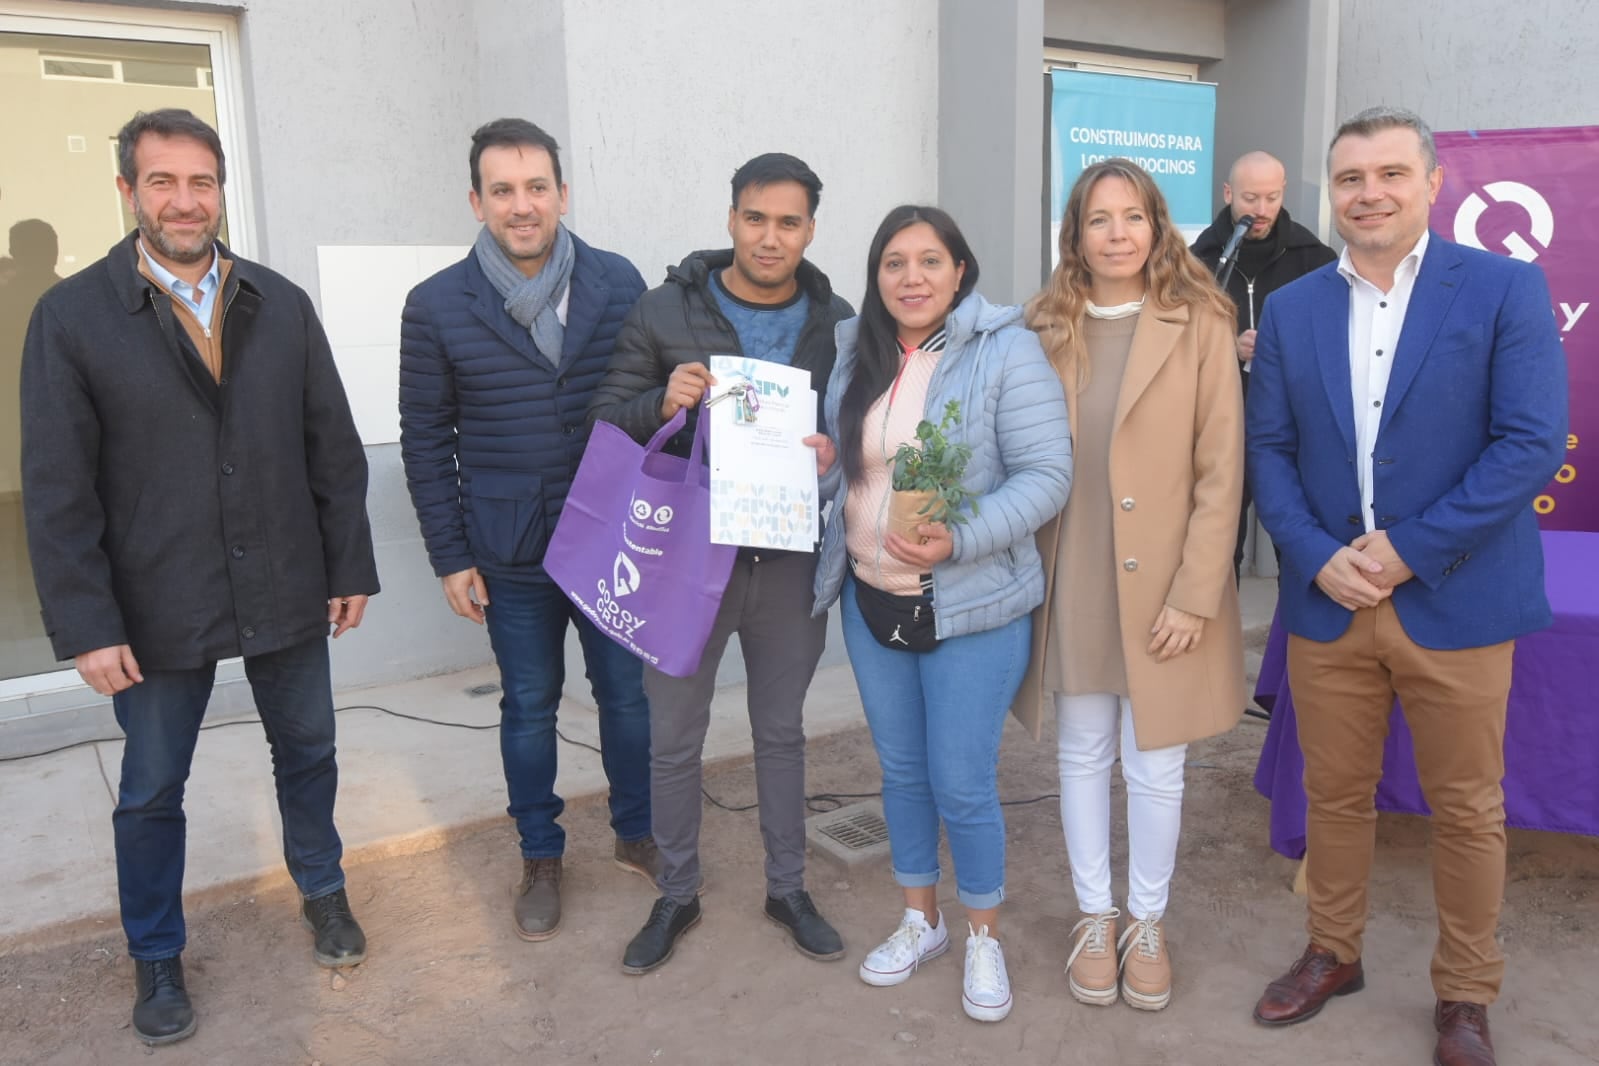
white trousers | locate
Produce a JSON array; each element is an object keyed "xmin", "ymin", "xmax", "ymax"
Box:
[{"xmin": 1055, "ymin": 692, "xmax": 1187, "ymax": 920}]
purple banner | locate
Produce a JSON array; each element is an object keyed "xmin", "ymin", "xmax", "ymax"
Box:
[{"xmin": 1432, "ymin": 126, "xmax": 1598, "ymax": 532}]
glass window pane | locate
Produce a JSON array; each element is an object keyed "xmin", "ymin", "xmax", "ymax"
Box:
[{"xmin": 0, "ymin": 31, "xmax": 221, "ymax": 681}]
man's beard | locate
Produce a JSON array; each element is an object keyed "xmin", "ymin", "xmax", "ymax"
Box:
[{"xmin": 134, "ymin": 196, "xmax": 220, "ymax": 265}]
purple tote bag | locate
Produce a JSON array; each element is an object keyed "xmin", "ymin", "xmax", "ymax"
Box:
[{"xmin": 544, "ymin": 406, "xmax": 736, "ymax": 677}]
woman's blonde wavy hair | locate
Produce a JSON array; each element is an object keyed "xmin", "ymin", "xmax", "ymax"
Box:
[{"xmin": 1026, "ymin": 159, "xmax": 1233, "ymax": 392}]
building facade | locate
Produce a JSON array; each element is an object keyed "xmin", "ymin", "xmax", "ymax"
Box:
[{"xmin": 1, "ymin": 0, "xmax": 1590, "ymax": 747}]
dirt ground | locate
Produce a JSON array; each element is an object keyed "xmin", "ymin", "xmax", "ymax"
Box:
[{"xmin": 3, "ymin": 715, "xmax": 1597, "ymax": 1066}]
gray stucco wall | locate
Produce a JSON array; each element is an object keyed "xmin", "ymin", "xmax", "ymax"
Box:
[
  {"xmin": 1338, "ymin": 0, "xmax": 1598, "ymax": 132},
  {"xmin": 1202, "ymin": 0, "xmax": 1340, "ymax": 239},
  {"xmin": 939, "ymin": 0, "xmax": 1045, "ymax": 303},
  {"xmin": 231, "ymin": 0, "xmax": 512, "ymax": 688},
  {"xmin": 1045, "ymin": 0, "xmax": 1225, "ymax": 59},
  {"xmin": 557, "ymin": 0, "xmax": 940, "ymax": 316}
]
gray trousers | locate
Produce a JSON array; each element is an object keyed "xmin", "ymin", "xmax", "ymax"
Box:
[{"xmin": 644, "ymin": 550, "xmax": 828, "ymax": 902}]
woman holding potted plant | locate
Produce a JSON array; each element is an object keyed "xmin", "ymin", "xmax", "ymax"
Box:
[
  {"xmin": 809, "ymin": 205, "xmax": 1071, "ymax": 1022},
  {"xmin": 1019, "ymin": 160, "xmax": 1244, "ymax": 1013}
]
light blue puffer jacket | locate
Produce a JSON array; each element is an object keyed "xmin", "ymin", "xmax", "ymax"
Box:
[{"xmin": 811, "ymin": 291, "xmax": 1073, "ymax": 638}]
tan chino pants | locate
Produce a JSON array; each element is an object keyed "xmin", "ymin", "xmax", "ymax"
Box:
[{"xmin": 1288, "ymin": 598, "xmax": 1513, "ymax": 1004}]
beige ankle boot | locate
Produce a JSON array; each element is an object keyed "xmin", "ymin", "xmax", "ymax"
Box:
[{"xmin": 1066, "ymin": 909, "xmax": 1120, "ymax": 1005}]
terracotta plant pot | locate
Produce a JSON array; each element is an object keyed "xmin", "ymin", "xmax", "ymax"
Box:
[{"xmin": 887, "ymin": 488, "xmax": 940, "ymax": 540}]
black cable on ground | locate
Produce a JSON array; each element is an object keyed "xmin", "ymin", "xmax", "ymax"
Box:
[{"xmin": 3, "ymin": 701, "xmax": 1236, "ymax": 815}]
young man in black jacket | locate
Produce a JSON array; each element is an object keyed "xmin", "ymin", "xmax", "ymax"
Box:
[
  {"xmin": 1191, "ymin": 151, "xmax": 1337, "ymax": 579},
  {"xmin": 589, "ymin": 153, "xmax": 853, "ymax": 974}
]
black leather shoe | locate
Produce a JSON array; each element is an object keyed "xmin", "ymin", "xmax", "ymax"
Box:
[
  {"xmin": 132, "ymin": 956, "xmax": 197, "ymax": 1046},
  {"xmin": 621, "ymin": 896, "xmax": 702, "ymax": 974},
  {"xmin": 302, "ymin": 887, "xmax": 368, "ymax": 967},
  {"xmin": 764, "ymin": 889, "xmax": 844, "ymax": 960}
]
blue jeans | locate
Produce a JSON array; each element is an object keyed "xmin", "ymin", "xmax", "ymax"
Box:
[
  {"xmin": 483, "ymin": 576, "xmax": 651, "ymax": 858},
  {"xmin": 841, "ymin": 578, "xmax": 1030, "ymax": 909},
  {"xmin": 112, "ymin": 636, "xmax": 344, "ymax": 960}
]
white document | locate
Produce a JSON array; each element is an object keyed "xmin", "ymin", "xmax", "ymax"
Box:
[{"xmin": 707, "ymin": 356, "xmax": 819, "ymax": 550}]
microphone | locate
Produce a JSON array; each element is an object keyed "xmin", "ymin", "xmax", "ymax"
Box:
[{"xmin": 1215, "ymin": 214, "xmax": 1254, "ymax": 289}]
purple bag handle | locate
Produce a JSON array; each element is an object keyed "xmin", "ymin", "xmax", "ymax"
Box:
[{"xmin": 641, "ymin": 402, "xmax": 711, "ymax": 485}]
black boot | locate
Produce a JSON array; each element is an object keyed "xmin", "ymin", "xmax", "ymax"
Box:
[
  {"xmin": 132, "ymin": 956, "xmax": 197, "ymax": 1046},
  {"xmin": 301, "ymin": 887, "xmax": 367, "ymax": 967},
  {"xmin": 621, "ymin": 896, "xmax": 702, "ymax": 974}
]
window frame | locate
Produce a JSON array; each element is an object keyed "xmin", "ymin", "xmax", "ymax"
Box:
[{"xmin": 0, "ymin": 1, "xmax": 253, "ymax": 698}]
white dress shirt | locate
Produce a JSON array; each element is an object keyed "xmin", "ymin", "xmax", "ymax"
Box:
[
  {"xmin": 1338, "ymin": 230, "xmax": 1429, "ymax": 532},
  {"xmin": 138, "ymin": 239, "xmax": 222, "ymax": 326}
]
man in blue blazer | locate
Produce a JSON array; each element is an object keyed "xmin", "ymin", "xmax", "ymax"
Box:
[
  {"xmin": 398, "ymin": 119, "xmax": 653, "ymax": 945},
  {"xmin": 1246, "ymin": 107, "xmax": 1567, "ymax": 1066}
]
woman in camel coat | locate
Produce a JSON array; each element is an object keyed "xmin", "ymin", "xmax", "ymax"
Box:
[{"xmin": 1019, "ymin": 159, "xmax": 1244, "ymax": 1013}]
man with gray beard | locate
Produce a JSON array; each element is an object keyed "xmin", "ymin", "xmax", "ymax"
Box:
[{"xmin": 20, "ymin": 108, "xmax": 378, "ymax": 1047}]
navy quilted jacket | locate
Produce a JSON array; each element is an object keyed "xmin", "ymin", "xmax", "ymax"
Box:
[{"xmin": 399, "ymin": 235, "xmax": 646, "ymax": 580}]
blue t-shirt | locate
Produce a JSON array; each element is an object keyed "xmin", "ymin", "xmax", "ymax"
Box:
[{"xmin": 710, "ymin": 268, "xmax": 809, "ymax": 366}]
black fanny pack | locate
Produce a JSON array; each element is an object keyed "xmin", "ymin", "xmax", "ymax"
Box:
[{"xmin": 851, "ymin": 567, "xmax": 937, "ymax": 652}]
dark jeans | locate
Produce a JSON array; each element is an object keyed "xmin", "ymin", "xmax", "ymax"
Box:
[
  {"xmin": 482, "ymin": 576, "xmax": 652, "ymax": 859},
  {"xmin": 112, "ymin": 636, "xmax": 344, "ymax": 960}
]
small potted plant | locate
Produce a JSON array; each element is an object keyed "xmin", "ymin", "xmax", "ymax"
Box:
[{"xmin": 888, "ymin": 399, "xmax": 979, "ymax": 539}]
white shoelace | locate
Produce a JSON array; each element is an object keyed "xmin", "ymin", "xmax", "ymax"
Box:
[
  {"xmin": 966, "ymin": 924, "xmax": 1005, "ymax": 994},
  {"xmin": 1065, "ymin": 908, "xmax": 1120, "ymax": 971},
  {"xmin": 1118, "ymin": 915, "xmax": 1163, "ymax": 967},
  {"xmin": 880, "ymin": 912, "xmax": 928, "ymax": 960}
]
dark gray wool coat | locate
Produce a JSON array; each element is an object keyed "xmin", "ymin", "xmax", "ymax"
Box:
[{"xmin": 20, "ymin": 232, "xmax": 379, "ymax": 670}]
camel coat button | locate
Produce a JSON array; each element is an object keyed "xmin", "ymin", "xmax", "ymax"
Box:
[{"xmin": 1123, "ymin": 559, "xmax": 1138, "ymax": 572}]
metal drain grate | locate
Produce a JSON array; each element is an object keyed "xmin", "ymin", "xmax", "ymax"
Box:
[
  {"xmin": 804, "ymin": 799, "xmax": 893, "ymax": 868},
  {"xmin": 817, "ymin": 808, "xmax": 888, "ymax": 850}
]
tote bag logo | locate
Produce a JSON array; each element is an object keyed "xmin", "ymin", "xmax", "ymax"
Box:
[
  {"xmin": 1453, "ymin": 180, "xmax": 1554, "ymax": 262},
  {"xmin": 628, "ymin": 494, "xmax": 674, "ymax": 532},
  {"xmin": 612, "ymin": 551, "xmax": 642, "ymax": 597}
]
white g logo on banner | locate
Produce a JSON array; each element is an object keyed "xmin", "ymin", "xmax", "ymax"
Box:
[{"xmin": 1453, "ymin": 181, "xmax": 1554, "ymax": 263}]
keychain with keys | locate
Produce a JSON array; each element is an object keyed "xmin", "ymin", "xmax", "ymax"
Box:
[{"xmin": 708, "ymin": 380, "xmax": 760, "ymax": 424}]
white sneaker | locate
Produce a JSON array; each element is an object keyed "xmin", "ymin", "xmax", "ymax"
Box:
[
  {"xmin": 859, "ymin": 908, "xmax": 949, "ymax": 987},
  {"xmin": 962, "ymin": 924, "xmax": 1012, "ymax": 1022}
]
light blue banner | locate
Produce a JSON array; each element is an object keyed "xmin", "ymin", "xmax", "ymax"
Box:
[{"xmin": 1049, "ymin": 69, "xmax": 1216, "ymax": 238}]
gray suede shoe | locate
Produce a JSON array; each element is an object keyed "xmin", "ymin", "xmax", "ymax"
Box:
[
  {"xmin": 613, "ymin": 836, "xmax": 661, "ymax": 886},
  {"xmin": 513, "ymin": 857, "xmax": 562, "ymax": 941}
]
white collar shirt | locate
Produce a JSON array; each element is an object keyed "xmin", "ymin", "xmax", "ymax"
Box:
[
  {"xmin": 1338, "ymin": 230, "xmax": 1430, "ymax": 533},
  {"xmin": 139, "ymin": 239, "xmax": 222, "ymax": 326}
]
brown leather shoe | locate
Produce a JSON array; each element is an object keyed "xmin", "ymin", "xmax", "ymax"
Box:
[
  {"xmin": 1252, "ymin": 942, "xmax": 1365, "ymax": 1026},
  {"xmin": 513, "ymin": 857, "xmax": 562, "ymax": 941},
  {"xmin": 1434, "ymin": 1000, "xmax": 1495, "ymax": 1066}
]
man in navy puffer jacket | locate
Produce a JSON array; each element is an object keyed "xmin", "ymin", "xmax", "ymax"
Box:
[{"xmin": 399, "ymin": 118, "xmax": 652, "ymax": 944}]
